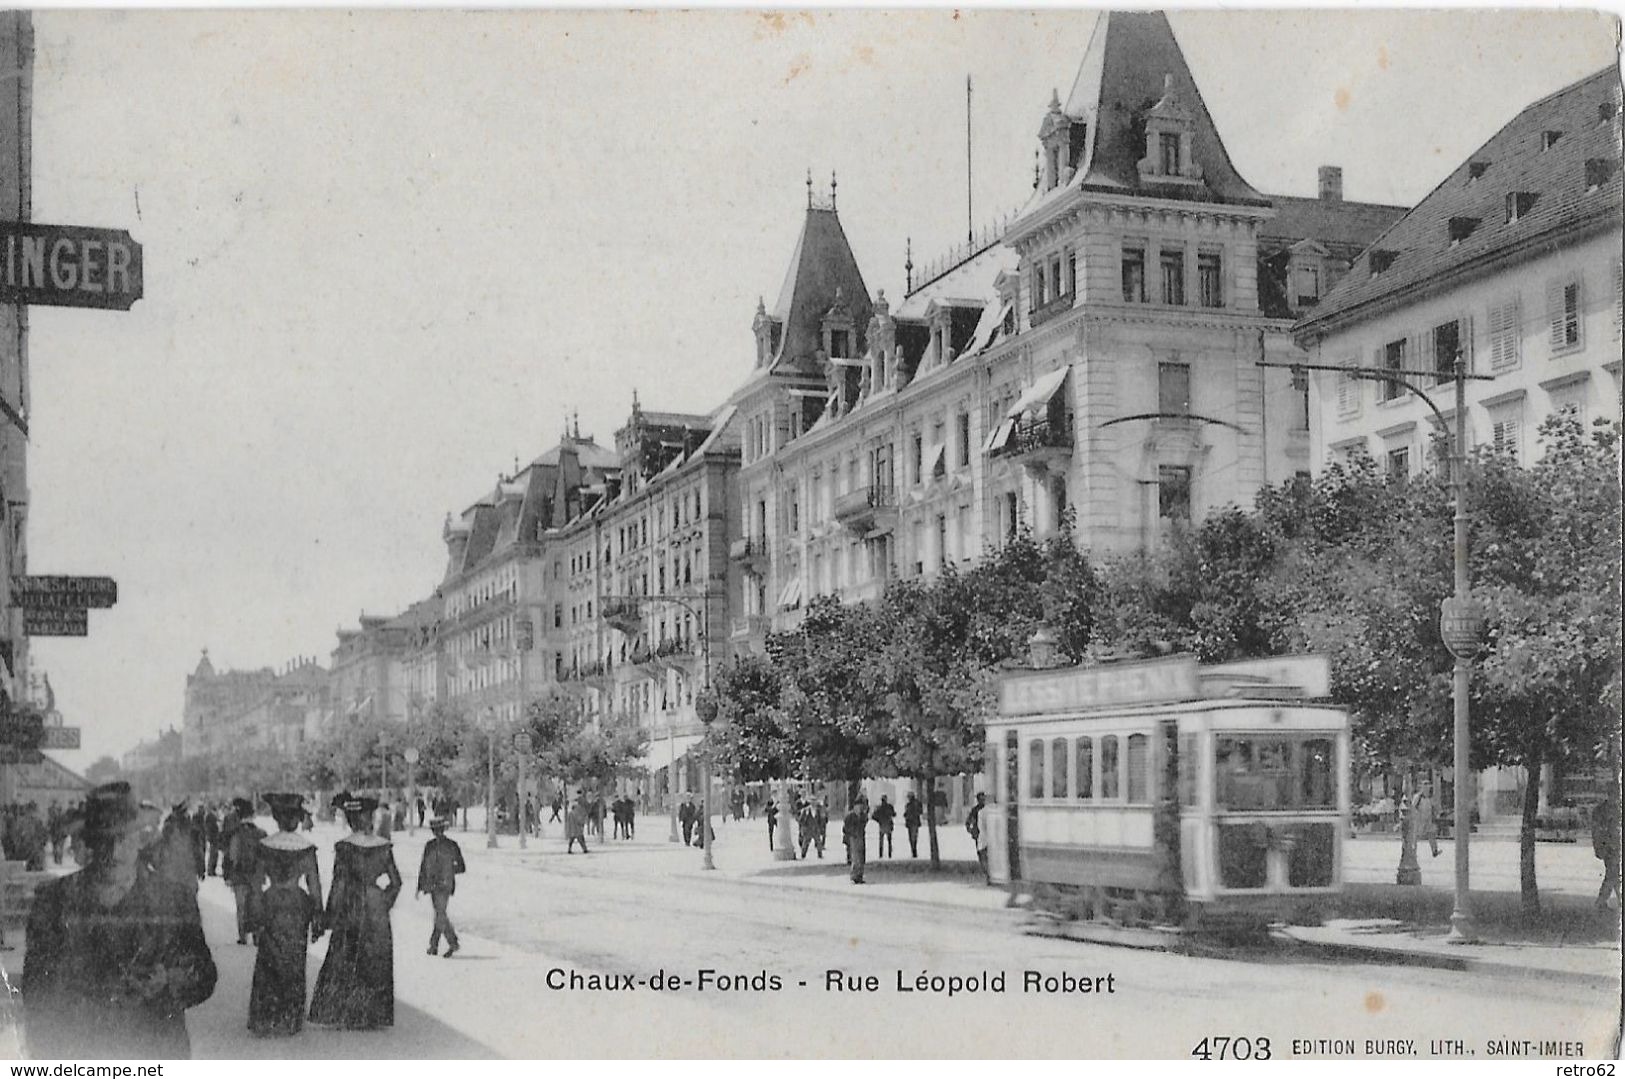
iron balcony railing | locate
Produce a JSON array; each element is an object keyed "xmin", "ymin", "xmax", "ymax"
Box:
[
  {"xmin": 1005, "ymin": 414, "xmax": 1075, "ymax": 456},
  {"xmin": 833, "ymin": 483, "xmax": 896, "ymax": 521}
]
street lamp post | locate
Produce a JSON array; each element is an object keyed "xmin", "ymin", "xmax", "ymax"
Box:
[
  {"xmin": 485, "ymin": 709, "xmax": 498, "ymax": 850},
  {"xmin": 1266, "ymin": 354, "xmax": 1489, "ymax": 944},
  {"xmin": 404, "ymin": 746, "xmax": 420, "ymax": 836},
  {"xmin": 514, "ymin": 730, "xmax": 532, "ymax": 850},
  {"xmin": 667, "ymin": 710, "xmax": 680, "ymax": 843}
]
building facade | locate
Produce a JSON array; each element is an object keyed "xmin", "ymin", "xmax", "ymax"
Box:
[
  {"xmin": 329, "ymin": 599, "xmax": 441, "ymax": 731},
  {"xmin": 1295, "ymin": 65, "xmax": 1623, "ymax": 824},
  {"xmin": 1298, "ymin": 66, "xmax": 1622, "ymax": 479}
]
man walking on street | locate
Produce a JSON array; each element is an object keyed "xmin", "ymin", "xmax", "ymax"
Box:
[
  {"xmin": 416, "ymin": 817, "xmax": 466, "ymax": 958},
  {"xmin": 797, "ymin": 799, "xmax": 818, "ymax": 859},
  {"xmin": 566, "ymin": 793, "xmax": 590, "ymax": 854},
  {"xmin": 1594, "ymin": 783, "xmax": 1620, "ymax": 911},
  {"xmin": 872, "ymin": 795, "xmax": 896, "ymax": 859},
  {"xmin": 966, "ymin": 793, "xmax": 989, "ymax": 882},
  {"xmin": 903, "ymin": 792, "xmax": 923, "ymax": 859},
  {"xmin": 843, "ymin": 796, "xmax": 870, "ymax": 884},
  {"xmin": 1413, "ymin": 783, "xmax": 1441, "ymax": 858},
  {"xmin": 678, "ymin": 795, "xmax": 696, "ymax": 846},
  {"xmin": 766, "ymin": 799, "xmax": 779, "ymax": 851},
  {"xmin": 225, "ymin": 798, "xmax": 264, "ymax": 945}
]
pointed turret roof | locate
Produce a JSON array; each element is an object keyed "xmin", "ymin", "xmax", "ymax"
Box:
[
  {"xmin": 768, "ymin": 206, "xmax": 873, "ymax": 375},
  {"xmin": 1059, "ymin": 10, "xmax": 1267, "ymax": 206}
]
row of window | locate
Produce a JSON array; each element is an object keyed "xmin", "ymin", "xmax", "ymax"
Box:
[
  {"xmin": 1027, "ymin": 733, "xmax": 1151, "ymax": 803},
  {"xmin": 1122, "ymin": 247, "xmax": 1224, "ymax": 308}
]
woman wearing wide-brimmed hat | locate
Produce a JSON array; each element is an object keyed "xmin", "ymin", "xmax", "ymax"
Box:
[
  {"xmin": 308, "ymin": 792, "xmax": 402, "ymax": 1030},
  {"xmin": 248, "ymin": 793, "xmax": 325, "ymax": 1037},
  {"xmin": 19, "ymin": 782, "xmax": 218, "ymax": 1058}
]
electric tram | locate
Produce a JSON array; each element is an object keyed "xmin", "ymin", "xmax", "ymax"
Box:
[{"xmin": 981, "ymin": 653, "xmax": 1350, "ymax": 934}]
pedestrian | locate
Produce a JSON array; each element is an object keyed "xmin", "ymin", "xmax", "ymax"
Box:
[
  {"xmin": 1412, "ymin": 783, "xmax": 1441, "ymax": 858},
  {"xmin": 814, "ymin": 798, "xmax": 829, "ymax": 858},
  {"xmin": 21, "ymin": 782, "xmax": 218, "ymax": 1058},
  {"xmin": 204, "ymin": 806, "xmax": 222, "ymax": 876},
  {"xmin": 188, "ymin": 803, "xmax": 208, "ymax": 880},
  {"xmin": 416, "ymin": 816, "xmax": 466, "ymax": 958},
  {"xmin": 376, "ymin": 799, "xmax": 393, "ymax": 840},
  {"xmin": 153, "ymin": 803, "xmax": 200, "ymax": 893},
  {"xmin": 549, "ymin": 793, "xmax": 563, "ymax": 823},
  {"xmin": 566, "ymin": 793, "xmax": 591, "ymax": 854},
  {"xmin": 589, "ymin": 793, "xmax": 606, "ymax": 840},
  {"xmin": 415, "ymin": 795, "xmax": 427, "ymax": 828},
  {"xmin": 248, "ymin": 794, "xmax": 324, "ymax": 1038},
  {"xmin": 797, "ymin": 799, "xmax": 818, "ymax": 859},
  {"xmin": 16, "ymin": 803, "xmax": 46, "ymax": 872},
  {"xmin": 966, "ymin": 793, "xmax": 989, "ymax": 882},
  {"xmin": 524, "ymin": 795, "xmax": 537, "ymax": 837},
  {"xmin": 309, "ymin": 793, "xmax": 401, "ymax": 1030},
  {"xmin": 1593, "ymin": 784, "xmax": 1620, "ymax": 911},
  {"xmin": 766, "ymin": 799, "xmax": 778, "ymax": 851},
  {"xmin": 872, "ymin": 795, "xmax": 896, "ymax": 859},
  {"xmin": 746, "ymin": 791, "xmax": 759, "ymax": 819},
  {"xmin": 843, "ymin": 796, "xmax": 870, "ymax": 884},
  {"xmin": 730, "ymin": 788, "xmax": 744, "ymax": 822},
  {"xmin": 226, "ymin": 798, "xmax": 266, "ymax": 945},
  {"xmin": 47, "ymin": 802, "xmax": 66, "ymax": 867},
  {"xmin": 679, "ymin": 794, "xmax": 697, "ymax": 846},
  {"xmin": 903, "ymin": 792, "xmax": 923, "ymax": 859},
  {"xmin": 624, "ymin": 795, "xmax": 636, "ymax": 839}
]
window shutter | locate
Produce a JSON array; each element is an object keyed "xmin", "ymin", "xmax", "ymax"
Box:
[
  {"xmin": 1489, "ymin": 299, "xmax": 1520, "ymax": 370},
  {"xmin": 1417, "ymin": 325, "xmax": 1436, "ymax": 379},
  {"xmin": 1547, "ymin": 280, "xmax": 1566, "ymax": 349}
]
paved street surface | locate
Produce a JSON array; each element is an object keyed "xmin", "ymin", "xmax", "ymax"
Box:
[{"xmin": 3, "ymin": 814, "xmax": 1617, "ymax": 1059}]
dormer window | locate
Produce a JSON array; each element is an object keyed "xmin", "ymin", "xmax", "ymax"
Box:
[
  {"xmin": 1505, "ymin": 191, "xmax": 1538, "ymax": 224},
  {"xmin": 1467, "ymin": 161, "xmax": 1489, "ymax": 183},
  {"xmin": 1585, "ymin": 157, "xmax": 1617, "ymax": 191},
  {"xmin": 1369, "ymin": 250, "xmax": 1397, "ymax": 276},
  {"xmin": 830, "ymin": 330, "xmax": 850, "ymax": 358},
  {"xmin": 1448, "ymin": 217, "xmax": 1480, "ymax": 247},
  {"xmin": 1541, "ymin": 130, "xmax": 1563, "ymax": 151},
  {"xmin": 1138, "ymin": 73, "xmax": 1202, "ymax": 184}
]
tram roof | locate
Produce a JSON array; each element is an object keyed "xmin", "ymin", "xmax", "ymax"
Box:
[{"xmin": 995, "ymin": 654, "xmax": 1334, "ymax": 720}]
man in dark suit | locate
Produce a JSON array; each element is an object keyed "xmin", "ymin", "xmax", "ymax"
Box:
[
  {"xmin": 843, "ymin": 796, "xmax": 870, "ymax": 884},
  {"xmin": 678, "ymin": 795, "xmax": 697, "ymax": 846},
  {"xmin": 416, "ymin": 817, "xmax": 466, "ymax": 957},
  {"xmin": 22, "ymin": 782, "xmax": 217, "ymax": 1058}
]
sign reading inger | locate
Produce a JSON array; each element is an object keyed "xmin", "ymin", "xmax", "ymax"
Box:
[{"xmin": 0, "ymin": 222, "xmax": 144, "ymax": 310}]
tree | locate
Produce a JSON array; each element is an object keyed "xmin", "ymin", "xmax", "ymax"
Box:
[
  {"xmin": 708, "ymin": 653, "xmax": 796, "ymax": 783},
  {"xmin": 523, "ymin": 692, "xmax": 649, "ymax": 789},
  {"xmin": 84, "ymin": 755, "xmax": 122, "ymax": 783},
  {"xmin": 1467, "ymin": 417, "xmax": 1622, "ymax": 913}
]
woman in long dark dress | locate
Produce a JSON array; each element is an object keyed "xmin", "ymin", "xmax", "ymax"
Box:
[
  {"xmin": 308, "ymin": 794, "xmax": 401, "ymax": 1030},
  {"xmin": 248, "ymin": 794, "xmax": 323, "ymax": 1037}
]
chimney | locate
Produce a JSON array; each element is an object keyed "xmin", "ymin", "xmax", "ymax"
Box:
[{"xmin": 1318, "ymin": 166, "xmax": 1343, "ymax": 202}]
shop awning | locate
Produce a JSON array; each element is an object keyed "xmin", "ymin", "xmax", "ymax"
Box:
[
  {"xmin": 631, "ymin": 732, "xmax": 705, "ymax": 773},
  {"xmin": 777, "ymin": 573, "xmax": 803, "ymax": 610},
  {"xmin": 1006, "ymin": 367, "xmax": 1070, "ymax": 419},
  {"xmin": 981, "ymin": 417, "xmax": 1016, "ymax": 455}
]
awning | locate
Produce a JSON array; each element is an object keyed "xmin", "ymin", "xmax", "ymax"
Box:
[
  {"xmin": 786, "ymin": 387, "xmax": 829, "ymax": 398},
  {"xmin": 862, "ymin": 524, "xmax": 894, "ymax": 540},
  {"xmin": 1007, "ymin": 367, "xmax": 1070, "ymax": 419},
  {"xmin": 777, "ymin": 574, "xmax": 803, "ymax": 609},
  {"xmin": 924, "ymin": 442, "xmax": 946, "ymax": 479},
  {"xmin": 981, "ymin": 417, "xmax": 1015, "ymax": 455},
  {"xmin": 630, "ymin": 732, "xmax": 705, "ymax": 773},
  {"xmin": 962, "ymin": 301, "xmax": 1011, "ymax": 358}
]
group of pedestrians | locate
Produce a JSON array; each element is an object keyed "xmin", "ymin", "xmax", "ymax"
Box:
[{"xmin": 16, "ymin": 782, "xmax": 468, "ymax": 1058}]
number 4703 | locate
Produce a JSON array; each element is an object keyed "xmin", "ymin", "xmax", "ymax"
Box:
[{"xmin": 1192, "ymin": 1037, "xmax": 1272, "ymax": 1060}]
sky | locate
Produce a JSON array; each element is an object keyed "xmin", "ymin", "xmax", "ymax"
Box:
[{"xmin": 19, "ymin": 8, "xmax": 1620, "ymax": 768}]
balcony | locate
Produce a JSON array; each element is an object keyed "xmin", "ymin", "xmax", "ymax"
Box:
[
  {"xmin": 729, "ymin": 535, "xmax": 771, "ymax": 572},
  {"xmin": 1001, "ymin": 414, "xmax": 1074, "ymax": 473},
  {"xmin": 650, "ymin": 636, "xmax": 695, "ymax": 671},
  {"xmin": 603, "ymin": 598, "xmax": 643, "ymax": 636},
  {"xmin": 833, "ymin": 483, "xmax": 897, "ymax": 533},
  {"xmin": 1029, "ymin": 290, "xmax": 1076, "ymax": 329}
]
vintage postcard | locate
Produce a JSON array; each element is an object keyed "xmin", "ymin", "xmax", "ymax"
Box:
[{"xmin": 0, "ymin": 6, "xmax": 1619, "ymax": 1063}]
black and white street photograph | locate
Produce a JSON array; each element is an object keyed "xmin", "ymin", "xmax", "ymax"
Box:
[{"xmin": 0, "ymin": 6, "xmax": 1619, "ymax": 1063}]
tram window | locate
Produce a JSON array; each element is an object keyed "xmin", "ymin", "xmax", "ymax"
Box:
[
  {"xmin": 1100, "ymin": 736, "xmax": 1120, "ymax": 799},
  {"xmin": 1216, "ymin": 735, "xmax": 1336, "ymax": 810},
  {"xmin": 1029, "ymin": 739, "xmax": 1046, "ymax": 799},
  {"xmin": 1126, "ymin": 733, "xmax": 1149, "ymax": 804},
  {"xmin": 1300, "ymin": 739, "xmax": 1335, "ymax": 808},
  {"xmin": 1051, "ymin": 738, "xmax": 1069, "ymax": 798},
  {"xmin": 1076, "ymin": 738, "xmax": 1093, "ymax": 799}
]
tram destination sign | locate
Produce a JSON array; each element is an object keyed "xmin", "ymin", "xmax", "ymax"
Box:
[
  {"xmin": 12, "ymin": 575, "xmax": 119, "ymax": 609},
  {"xmin": 1000, "ymin": 655, "xmax": 1201, "ymax": 716},
  {"xmin": 0, "ymin": 223, "xmax": 144, "ymax": 311}
]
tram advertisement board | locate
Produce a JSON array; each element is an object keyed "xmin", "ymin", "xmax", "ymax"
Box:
[{"xmin": 1000, "ymin": 654, "xmax": 1200, "ymax": 716}]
